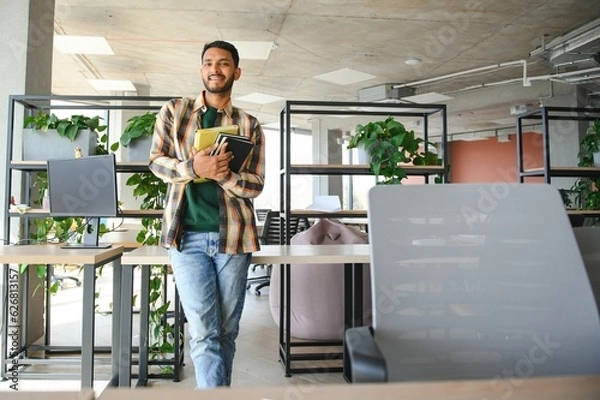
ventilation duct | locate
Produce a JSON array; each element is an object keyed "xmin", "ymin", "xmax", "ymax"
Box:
[
  {"xmin": 530, "ymin": 17, "xmax": 600, "ymax": 66},
  {"xmin": 358, "ymin": 84, "xmax": 415, "ymax": 102}
]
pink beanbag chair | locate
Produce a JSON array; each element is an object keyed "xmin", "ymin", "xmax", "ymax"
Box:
[{"xmin": 269, "ymin": 218, "xmax": 371, "ymax": 340}]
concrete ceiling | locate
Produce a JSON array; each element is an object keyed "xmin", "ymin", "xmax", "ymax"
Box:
[{"xmin": 51, "ymin": 0, "xmax": 600, "ymax": 138}]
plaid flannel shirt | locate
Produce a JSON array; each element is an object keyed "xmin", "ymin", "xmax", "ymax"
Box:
[{"xmin": 149, "ymin": 93, "xmax": 265, "ymax": 253}]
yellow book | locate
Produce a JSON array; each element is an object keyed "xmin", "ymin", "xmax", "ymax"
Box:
[
  {"xmin": 194, "ymin": 125, "xmax": 239, "ymax": 150},
  {"xmin": 193, "ymin": 125, "xmax": 239, "ymax": 183}
]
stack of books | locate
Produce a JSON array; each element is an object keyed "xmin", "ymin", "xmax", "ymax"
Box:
[{"xmin": 193, "ymin": 125, "xmax": 253, "ymax": 182}]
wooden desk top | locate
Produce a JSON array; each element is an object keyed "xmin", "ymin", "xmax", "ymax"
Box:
[
  {"xmin": 121, "ymin": 245, "xmax": 169, "ymax": 265},
  {"xmin": 120, "ymin": 244, "xmax": 370, "ymax": 266},
  {"xmin": 2, "ymin": 391, "xmax": 94, "ymax": 400},
  {"xmin": 98, "ymin": 374, "xmax": 600, "ymax": 400},
  {"xmin": 0, "ymin": 244, "xmax": 124, "ymax": 265}
]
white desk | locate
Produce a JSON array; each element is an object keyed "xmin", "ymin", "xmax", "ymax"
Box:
[
  {"xmin": 0, "ymin": 245, "xmax": 125, "ymax": 389},
  {"xmin": 120, "ymin": 244, "xmax": 370, "ymax": 383}
]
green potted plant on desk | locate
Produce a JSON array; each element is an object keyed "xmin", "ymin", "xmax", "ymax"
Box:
[
  {"xmin": 22, "ymin": 112, "xmax": 108, "ymax": 160},
  {"xmin": 347, "ymin": 116, "xmax": 442, "ymax": 184}
]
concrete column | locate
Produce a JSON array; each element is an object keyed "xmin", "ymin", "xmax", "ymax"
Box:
[{"xmin": 0, "ymin": 0, "xmax": 55, "ymax": 347}]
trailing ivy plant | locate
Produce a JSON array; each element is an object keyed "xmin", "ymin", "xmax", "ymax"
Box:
[
  {"xmin": 126, "ymin": 170, "xmax": 178, "ymax": 373},
  {"xmin": 23, "ymin": 112, "xmax": 108, "ymax": 141},
  {"xmin": 347, "ymin": 116, "xmax": 442, "ymax": 184}
]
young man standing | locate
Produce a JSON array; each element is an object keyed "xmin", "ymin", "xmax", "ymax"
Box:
[{"xmin": 149, "ymin": 40, "xmax": 265, "ymax": 388}]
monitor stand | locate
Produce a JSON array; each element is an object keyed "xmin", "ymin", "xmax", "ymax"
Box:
[{"xmin": 60, "ymin": 217, "xmax": 112, "ymax": 250}]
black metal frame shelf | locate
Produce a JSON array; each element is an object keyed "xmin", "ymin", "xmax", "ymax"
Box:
[
  {"xmin": 276, "ymin": 100, "xmax": 448, "ymax": 376},
  {"xmin": 279, "ymin": 100, "xmax": 449, "ymax": 235},
  {"xmin": 289, "ymin": 164, "xmax": 445, "ymax": 175},
  {"xmin": 516, "ymin": 106, "xmax": 600, "ymax": 184},
  {"xmin": 10, "ymin": 161, "xmax": 151, "ymax": 173},
  {"xmin": 2, "ymin": 94, "xmax": 180, "ymax": 384}
]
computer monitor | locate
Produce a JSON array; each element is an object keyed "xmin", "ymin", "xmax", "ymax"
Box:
[{"xmin": 47, "ymin": 154, "xmax": 118, "ymax": 249}]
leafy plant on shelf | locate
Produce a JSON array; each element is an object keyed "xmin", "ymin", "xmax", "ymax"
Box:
[
  {"xmin": 126, "ymin": 170, "xmax": 178, "ymax": 373},
  {"xmin": 119, "ymin": 112, "xmax": 157, "ymax": 148},
  {"xmin": 23, "ymin": 112, "xmax": 108, "ymax": 141},
  {"xmin": 565, "ymin": 119, "xmax": 600, "ymax": 211},
  {"xmin": 347, "ymin": 116, "xmax": 442, "ymax": 184}
]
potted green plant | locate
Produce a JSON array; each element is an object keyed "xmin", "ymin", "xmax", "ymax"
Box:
[
  {"xmin": 119, "ymin": 111, "xmax": 157, "ymax": 162},
  {"xmin": 579, "ymin": 119, "xmax": 600, "ymax": 168},
  {"xmin": 563, "ymin": 119, "xmax": 600, "ymax": 211},
  {"xmin": 347, "ymin": 116, "xmax": 441, "ymax": 184},
  {"xmin": 22, "ymin": 112, "xmax": 107, "ymax": 160}
]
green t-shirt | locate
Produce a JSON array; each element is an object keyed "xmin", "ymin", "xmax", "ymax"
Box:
[{"xmin": 182, "ymin": 106, "xmax": 220, "ymax": 232}]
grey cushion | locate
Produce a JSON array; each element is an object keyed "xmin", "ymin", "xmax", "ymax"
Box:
[{"xmin": 269, "ymin": 218, "xmax": 371, "ymax": 340}]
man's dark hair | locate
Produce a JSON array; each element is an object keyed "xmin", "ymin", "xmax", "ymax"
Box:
[{"xmin": 202, "ymin": 40, "xmax": 240, "ymax": 68}]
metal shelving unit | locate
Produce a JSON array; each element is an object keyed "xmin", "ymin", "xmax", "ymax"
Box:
[
  {"xmin": 279, "ymin": 100, "xmax": 448, "ymax": 235},
  {"xmin": 276, "ymin": 100, "xmax": 448, "ymax": 375},
  {"xmin": 2, "ymin": 94, "xmax": 183, "ymax": 383},
  {"xmin": 515, "ymin": 106, "xmax": 600, "ymax": 219}
]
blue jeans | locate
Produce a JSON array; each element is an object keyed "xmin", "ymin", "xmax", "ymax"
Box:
[{"xmin": 168, "ymin": 231, "xmax": 251, "ymax": 389}]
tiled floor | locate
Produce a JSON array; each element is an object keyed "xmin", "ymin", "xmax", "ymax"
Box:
[{"xmin": 0, "ymin": 265, "xmax": 345, "ymax": 395}]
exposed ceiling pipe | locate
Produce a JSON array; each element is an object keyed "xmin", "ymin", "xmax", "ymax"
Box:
[
  {"xmin": 393, "ymin": 60, "xmax": 530, "ymax": 89},
  {"xmin": 449, "ymin": 66, "xmax": 600, "ymax": 93}
]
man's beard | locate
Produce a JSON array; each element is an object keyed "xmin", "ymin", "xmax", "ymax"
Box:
[{"xmin": 203, "ymin": 75, "xmax": 235, "ymax": 94}]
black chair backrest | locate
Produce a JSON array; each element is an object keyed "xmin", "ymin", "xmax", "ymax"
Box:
[
  {"xmin": 261, "ymin": 211, "xmax": 301, "ymax": 245},
  {"xmin": 255, "ymin": 208, "xmax": 270, "ymax": 223}
]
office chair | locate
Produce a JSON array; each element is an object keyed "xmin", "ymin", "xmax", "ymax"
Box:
[
  {"xmin": 255, "ymin": 208, "xmax": 270, "ymax": 222},
  {"xmin": 247, "ymin": 211, "xmax": 302, "ymax": 296},
  {"xmin": 573, "ymin": 227, "xmax": 600, "ymax": 317},
  {"xmin": 50, "ymin": 264, "xmax": 82, "ymax": 288},
  {"xmin": 250, "ymin": 208, "xmax": 271, "ymax": 273},
  {"xmin": 345, "ymin": 184, "xmax": 600, "ymax": 383}
]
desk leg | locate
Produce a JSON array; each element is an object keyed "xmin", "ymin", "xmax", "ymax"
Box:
[
  {"xmin": 45, "ymin": 264, "xmax": 53, "ymax": 348},
  {"xmin": 118, "ymin": 259, "xmax": 133, "ymax": 387},
  {"xmin": 344, "ymin": 263, "xmax": 352, "ymax": 330},
  {"xmin": 136, "ymin": 264, "xmax": 150, "ymax": 387},
  {"xmin": 278, "ymin": 263, "xmax": 292, "ymax": 377},
  {"xmin": 343, "ymin": 262, "xmax": 364, "ymax": 383},
  {"xmin": 353, "ymin": 263, "xmax": 363, "ymax": 327},
  {"xmin": 173, "ymin": 285, "xmax": 182, "ymax": 382},
  {"xmin": 109, "ymin": 261, "xmax": 122, "ymax": 387},
  {"xmin": 343, "ymin": 262, "xmax": 363, "ymax": 330},
  {"xmin": 81, "ymin": 263, "xmax": 96, "ymax": 389},
  {"xmin": 284, "ymin": 263, "xmax": 292, "ymax": 377}
]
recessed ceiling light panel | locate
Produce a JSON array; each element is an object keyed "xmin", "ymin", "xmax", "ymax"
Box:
[
  {"xmin": 402, "ymin": 92, "xmax": 453, "ymax": 103},
  {"xmin": 235, "ymin": 92, "xmax": 284, "ymax": 104},
  {"xmin": 87, "ymin": 79, "xmax": 136, "ymax": 91},
  {"xmin": 228, "ymin": 41, "xmax": 274, "ymax": 60},
  {"xmin": 313, "ymin": 68, "xmax": 376, "ymax": 86},
  {"xmin": 54, "ymin": 35, "xmax": 114, "ymax": 55}
]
